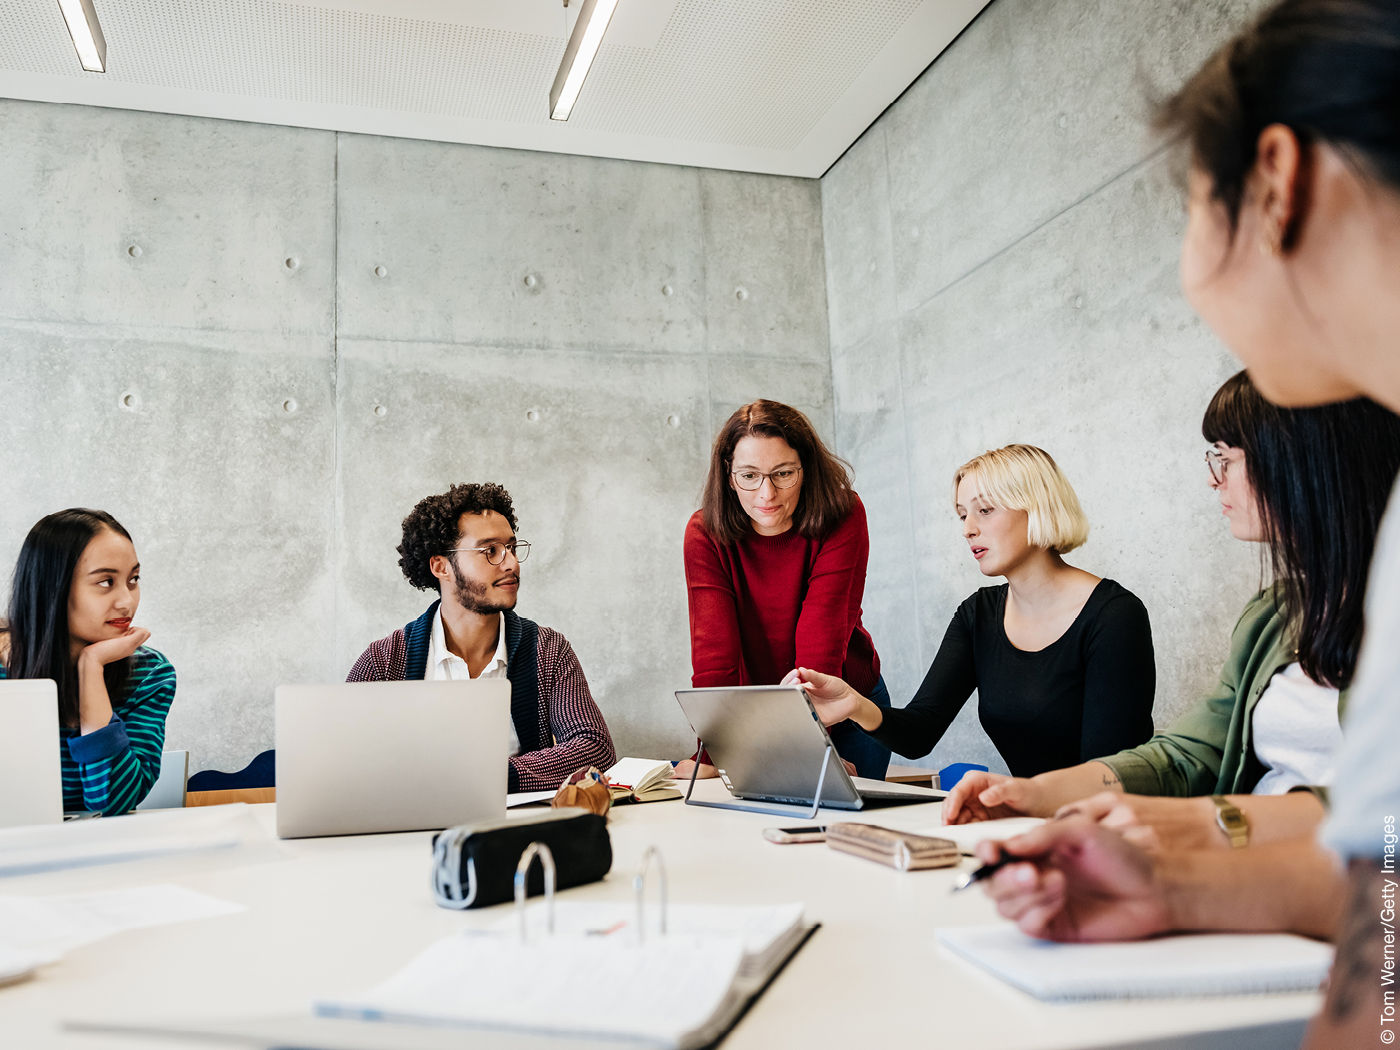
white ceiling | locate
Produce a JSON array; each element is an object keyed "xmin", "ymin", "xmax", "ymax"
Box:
[{"xmin": 0, "ymin": 0, "xmax": 990, "ymax": 177}]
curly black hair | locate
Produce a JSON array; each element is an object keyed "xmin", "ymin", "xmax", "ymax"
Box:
[{"xmin": 397, "ymin": 483, "xmax": 519, "ymax": 591}]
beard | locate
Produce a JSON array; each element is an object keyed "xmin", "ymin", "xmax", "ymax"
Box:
[{"xmin": 449, "ymin": 560, "xmax": 518, "ymax": 615}]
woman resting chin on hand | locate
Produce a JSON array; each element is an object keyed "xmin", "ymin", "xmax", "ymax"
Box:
[{"xmin": 0, "ymin": 509, "xmax": 176, "ymax": 816}]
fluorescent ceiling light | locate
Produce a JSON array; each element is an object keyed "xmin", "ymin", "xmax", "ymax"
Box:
[
  {"xmin": 549, "ymin": 0, "xmax": 620, "ymax": 121},
  {"xmin": 57, "ymin": 0, "xmax": 107, "ymax": 73}
]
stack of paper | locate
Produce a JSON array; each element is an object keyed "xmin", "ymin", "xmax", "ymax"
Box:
[
  {"xmin": 936, "ymin": 923, "xmax": 1333, "ymax": 1001},
  {"xmin": 605, "ymin": 758, "xmax": 682, "ymax": 804},
  {"xmin": 316, "ymin": 901, "xmax": 809, "ymax": 1049}
]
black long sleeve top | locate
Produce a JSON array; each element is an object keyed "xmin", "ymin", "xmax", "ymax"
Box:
[{"xmin": 866, "ymin": 580, "xmax": 1156, "ymax": 777}]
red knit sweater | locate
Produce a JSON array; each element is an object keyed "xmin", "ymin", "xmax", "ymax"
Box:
[{"xmin": 683, "ymin": 496, "xmax": 880, "ymax": 699}]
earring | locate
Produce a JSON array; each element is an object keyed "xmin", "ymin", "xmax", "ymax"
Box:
[{"xmin": 1258, "ymin": 221, "xmax": 1283, "ymax": 257}]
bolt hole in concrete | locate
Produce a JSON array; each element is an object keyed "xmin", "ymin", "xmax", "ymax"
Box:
[
  {"xmin": 735, "ymin": 287, "xmax": 749, "ymax": 301},
  {"xmin": 285, "ymin": 257, "xmax": 299, "ymax": 270},
  {"xmin": 666, "ymin": 414, "xmax": 680, "ymax": 428},
  {"xmin": 524, "ymin": 274, "xmax": 538, "ymax": 288},
  {"xmin": 127, "ymin": 245, "xmax": 142, "ymax": 258},
  {"xmin": 373, "ymin": 404, "xmax": 387, "ymax": 418},
  {"xmin": 282, "ymin": 398, "xmax": 298, "ymax": 413},
  {"xmin": 661, "ymin": 284, "xmax": 673, "ymax": 296},
  {"xmin": 120, "ymin": 392, "xmax": 138, "ymax": 410},
  {"xmin": 374, "ymin": 265, "xmax": 388, "ymax": 278},
  {"xmin": 526, "ymin": 410, "xmax": 540, "ymax": 423}
]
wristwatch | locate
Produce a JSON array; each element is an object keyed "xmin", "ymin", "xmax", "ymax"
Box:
[{"xmin": 1211, "ymin": 795, "xmax": 1250, "ymax": 849}]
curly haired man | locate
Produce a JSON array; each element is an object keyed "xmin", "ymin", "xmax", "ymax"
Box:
[{"xmin": 347, "ymin": 483, "xmax": 616, "ymax": 792}]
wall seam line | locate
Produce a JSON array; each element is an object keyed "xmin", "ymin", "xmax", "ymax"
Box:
[
  {"xmin": 899, "ymin": 144, "xmax": 1170, "ymax": 318},
  {"xmin": 332, "ymin": 131, "xmax": 342, "ymax": 669}
]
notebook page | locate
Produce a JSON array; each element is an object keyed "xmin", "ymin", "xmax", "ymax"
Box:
[
  {"xmin": 499, "ymin": 901, "xmax": 804, "ymax": 956},
  {"xmin": 936, "ymin": 924, "xmax": 1333, "ymax": 1001},
  {"xmin": 605, "ymin": 758, "xmax": 673, "ymax": 791},
  {"xmin": 315, "ymin": 933, "xmax": 746, "ymax": 1048}
]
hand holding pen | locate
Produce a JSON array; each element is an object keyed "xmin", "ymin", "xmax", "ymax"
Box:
[{"xmin": 949, "ymin": 814, "xmax": 1174, "ymax": 944}]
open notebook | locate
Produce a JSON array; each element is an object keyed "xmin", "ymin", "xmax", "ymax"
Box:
[
  {"xmin": 315, "ymin": 902, "xmax": 810, "ymax": 1049},
  {"xmin": 936, "ymin": 923, "xmax": 1334, "ymax": 1001},
  {"xmin": 605, "ymin": 758, "xmax": 683, "ymax": 804}
]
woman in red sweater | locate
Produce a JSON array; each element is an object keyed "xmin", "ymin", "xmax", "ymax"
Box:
[{"xmin": 676, "ymin": 399, "xmax": 889, "ymax": 780}]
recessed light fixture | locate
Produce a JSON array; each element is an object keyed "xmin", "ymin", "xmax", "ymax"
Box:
[
  {"xmin": 57, "ymin": 0, "xmax": 107, "ymax": 73},
  {"xmin": 549, "ymin": 0, "xmax": 621, "ymax": 121}
]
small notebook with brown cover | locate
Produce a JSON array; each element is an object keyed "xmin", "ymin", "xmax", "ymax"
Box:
[{"xmin": 825, "ymin": 823, "xmax": 961, "ymax": 870}]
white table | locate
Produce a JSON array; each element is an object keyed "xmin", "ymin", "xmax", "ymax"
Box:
[{"xmin": 1, "ymin": 786, "xmax": 1318, "ymax": 1050}]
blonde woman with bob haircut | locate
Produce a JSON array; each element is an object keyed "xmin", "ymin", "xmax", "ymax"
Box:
[{"xmin": 786, "ymin": 444, "xmax": 1155, "ymax": 777}]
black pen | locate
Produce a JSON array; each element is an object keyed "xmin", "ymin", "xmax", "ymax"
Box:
[{"xmin": 951, "ymin": 847, "xmax": 1011, "ymax": 892}]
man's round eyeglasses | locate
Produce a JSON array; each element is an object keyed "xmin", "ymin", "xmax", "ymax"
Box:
[
  {"xmin": 1205, "ymin": 449, "xmax": 1233, "ymax": 486},
  {"xmin": 731, "ymin": 467, "xmax": 803, "ymax": 491},
  {"xmin": 448, "ymin": 541, "xmax": 531, "ymax": 565}
]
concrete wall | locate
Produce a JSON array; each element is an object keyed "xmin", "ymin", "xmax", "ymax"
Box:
[
  {"xmin": 0, "ymin": 98, "xmax": 831, "ymax": 774},
  {"xmin": 821, "ymin": 0, "xmax": 1274, "ymax": 773}
]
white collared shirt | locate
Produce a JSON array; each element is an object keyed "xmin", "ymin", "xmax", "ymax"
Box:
[{"xmin": 427, "ymin": 607, "xmax": 518, "ymax": 756}]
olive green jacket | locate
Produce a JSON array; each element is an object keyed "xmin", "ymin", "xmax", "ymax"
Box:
[{"xmin": 1098, "ymin": 588, "xmax": 1345, "ymax": 798}]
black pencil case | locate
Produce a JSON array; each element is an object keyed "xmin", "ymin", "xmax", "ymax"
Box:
[{"xmin": 430, "ymin": 807, "xmax": 612, "ymax": 910}]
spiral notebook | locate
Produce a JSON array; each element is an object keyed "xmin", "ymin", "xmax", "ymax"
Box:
[{"xmin": 936, "ymin": 924, "xmax": 1333, "ymax": 1002}]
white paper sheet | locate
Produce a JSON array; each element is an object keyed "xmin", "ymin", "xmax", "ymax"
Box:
[
  {"xmin": 0, "ymin": 883, "xmax": 246, "ymax": 956},
  {"xmin": 936, "ymin": 924, "xmax": 1333, "ymax": 1001},
  {"xmin": 504, "ymin": 790, "xmax": 556, "ymax": 808},
  {"xmin": 0, "ymin": 804, "xmax": 259, "ymax": 877}
]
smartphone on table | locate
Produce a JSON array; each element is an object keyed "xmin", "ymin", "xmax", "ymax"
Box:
[{"xmin": 762, "ymin": 825, "xmax": 827, "ymax": 844}]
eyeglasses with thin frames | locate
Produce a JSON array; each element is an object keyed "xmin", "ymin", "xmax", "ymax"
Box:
[
  {"xmin": 1205, "ymin": 448, "xmax": 1234, "ymax": 486},
  {"xmin": 447, "ymin": 541, "xmax": 531, "ymax": 566},
  {"xmin": 731, "ymin": 467, "xmax": 803, "ymax": 491}
]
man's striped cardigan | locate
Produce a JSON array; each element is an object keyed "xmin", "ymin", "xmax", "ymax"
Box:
[{"xmin": 346, "ymin": 601, "xmax": 616, "ymax": 792}]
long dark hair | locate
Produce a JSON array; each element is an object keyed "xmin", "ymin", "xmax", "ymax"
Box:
[
  {"xmin": 1157, "ymin": 0, "xmax": 1400, "ymax": 234},
  {"xmin": 3, "ymin": 509, "xmax": 135, "ymax": 726},
  {"xmin": 1203, "ymin": 372, "xmax": 1400, "ymax": 687},
  {"xmin": 701, "ymin": 400, "xmax": 854, "ymax": 545}
]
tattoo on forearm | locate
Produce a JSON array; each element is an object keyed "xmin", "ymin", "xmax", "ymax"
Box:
[{"xmin": 1325, "ymin": 859, "xmax": 1385, "ymax": 1022}]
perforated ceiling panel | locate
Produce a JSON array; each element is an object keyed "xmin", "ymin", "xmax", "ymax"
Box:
[{"xmin": 0, "ymin": 0, "xmax": 990, "ymax": 176}]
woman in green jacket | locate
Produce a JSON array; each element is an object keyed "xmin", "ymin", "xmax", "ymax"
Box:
[{"xmin": 942, "ymin": 372, "xmax": 1400, "ymax": 850}]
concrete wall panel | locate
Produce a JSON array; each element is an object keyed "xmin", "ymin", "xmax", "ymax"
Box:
[
  {"xmin": 821, "ymin": 0, "xmax": 1272, "ymax": 773},
  {"xmin": 335, "ymin": 136, "xmax": 709, "ymax": 354},
  {"xmin": 0, "ymin": 324, "xmax": 337, "ymax": 775},
  {"xmin": 700, "ymin": 171, "xmax": 829, "ymax": 362},
  {"xmin": 0, "ymin": 103, "xmax": 335, "ymax": 335},
  {"xmin": 3, "ymin": 97, "xmax": 831, "ymax": 773}
]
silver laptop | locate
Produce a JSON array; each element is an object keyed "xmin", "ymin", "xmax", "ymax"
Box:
[
  {"xmin": 0, "ymin": 680, "xmax": 64, "ymax": 828},
  {"xmin": 275, "ymin": 680, "xmax": 511, "ymax": 839},
  {"xmin": 675, "ymin": 685, "xmax": 945, "ymax": 812}
]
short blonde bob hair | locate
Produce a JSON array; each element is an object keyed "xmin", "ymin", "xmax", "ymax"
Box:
[{"xmin": 953, "ymin": 444, "xmax": 1090, "ymax": 555}]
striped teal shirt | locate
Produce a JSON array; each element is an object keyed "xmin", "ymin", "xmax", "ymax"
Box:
[{"xmin": 0, "ymin": 646, "xmax": 176, "ymax": 815}]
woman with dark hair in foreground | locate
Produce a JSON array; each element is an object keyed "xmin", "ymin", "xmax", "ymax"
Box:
[
  {"xmin": 0, "ymin": 509, "xmax": 175, "ymax": 815},
  {"xmin": 678, "ymin": 399, "xmax": 891, "ymax": 780},
  {"xmin": 942, "ymin": 372, "xmax": 1400, "ymax": 850}
]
